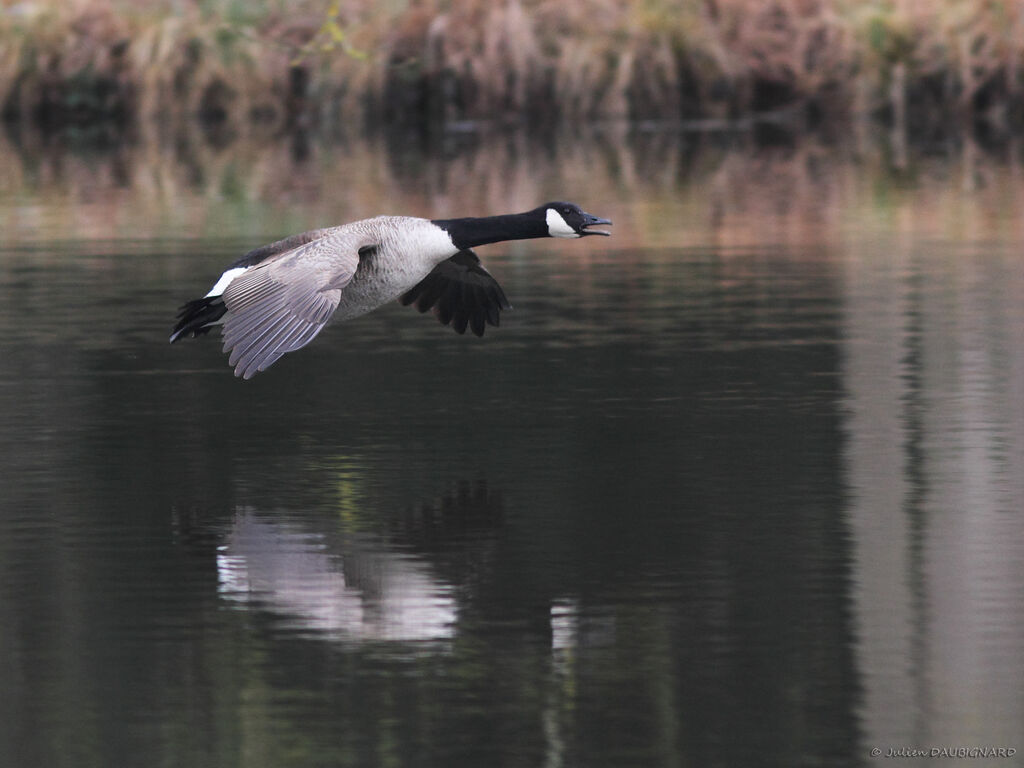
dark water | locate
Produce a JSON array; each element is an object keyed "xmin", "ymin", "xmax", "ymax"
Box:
[{"xmin": 1, "ymin": 134, "xmax": 1022, "ymax": 768}]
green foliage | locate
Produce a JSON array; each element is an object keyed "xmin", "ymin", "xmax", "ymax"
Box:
[
  {"xmin": 865, "ymin": 11, "xmax": 915, "ymax": 66},
  {"xmin": 291, "ymin": 1, "xmax": 367, "ymax": 65}
]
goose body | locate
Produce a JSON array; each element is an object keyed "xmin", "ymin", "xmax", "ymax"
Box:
[{"xmin": 170, "ymin": 202, "xmax": 611, "ymax": 378}]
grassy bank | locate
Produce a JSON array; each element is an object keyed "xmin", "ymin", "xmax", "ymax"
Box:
[{"xmin": 2, "ymin": 0, "xmax": 1024, "ymax": 132}]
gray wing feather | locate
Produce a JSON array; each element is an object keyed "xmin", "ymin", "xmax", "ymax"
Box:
[
  {"xmin": 221, "ymin": 236, "xmax": 360, "ymax": 378},
  {"xmin": 230, "ymin": 227, "xmax": 335, "ymax": 268}
]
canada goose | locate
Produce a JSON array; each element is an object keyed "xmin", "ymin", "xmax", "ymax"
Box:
[{"xmin": 170, "ymin": 202, "xmax": 611, "ymax": 378}]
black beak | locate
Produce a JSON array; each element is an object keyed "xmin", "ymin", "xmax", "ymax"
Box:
[{"xmin": 579, "ymin": 211, "xmax": 612, "ymax": 237}]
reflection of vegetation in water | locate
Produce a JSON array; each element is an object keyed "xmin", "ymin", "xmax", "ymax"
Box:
[
  {"xmin": 330, "ymin": 454, "xmax": 367, "ymax": 526},
  {"xmin": 4, "ymin": 124, "xmax": 1024, "ymax": 252},
  {"xmin": 2, "ymin": 0, "xmax": 1024, "ymax": 131}
]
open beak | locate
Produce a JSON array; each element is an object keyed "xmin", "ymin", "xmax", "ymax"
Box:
[{"xmin": 579, "ymin": 211, "xmax": 612, "ymax": 237}]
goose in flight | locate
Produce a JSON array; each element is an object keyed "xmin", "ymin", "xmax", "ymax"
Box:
[{"xmin": 170, "ymin": 202, "xmax": 611, "ymax": 378}]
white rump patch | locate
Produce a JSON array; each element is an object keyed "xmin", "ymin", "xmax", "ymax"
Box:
[
  {"xmin": 205, "ymin": 267, "xmax": 249, "ymax": 297},
  {"xmin": 546, "ymin": 208, "xmax": 579, "ymax": 238}
]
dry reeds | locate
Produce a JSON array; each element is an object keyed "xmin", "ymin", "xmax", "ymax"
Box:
[{"xmin": 3, "ymin": 0, "xmax": 1024, "ymax": 131}]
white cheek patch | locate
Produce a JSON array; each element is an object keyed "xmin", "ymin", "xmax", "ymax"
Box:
[
  {"xmin": 205, "ymin": 267, "xmax": 249, "ymax": 297},
  {"xmin": 546, "ymin": 208, "xmax": 580, "ymax": 238}
]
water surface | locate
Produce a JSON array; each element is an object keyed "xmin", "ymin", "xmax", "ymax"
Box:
[{"xmin": 0, "ymin": 130, "xmax": 1022, "ymax": 767}]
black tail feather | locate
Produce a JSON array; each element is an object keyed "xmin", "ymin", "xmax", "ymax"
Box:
[{"xmin": 170, "ymin": 297, "xmax": 228, "ymax": 343}]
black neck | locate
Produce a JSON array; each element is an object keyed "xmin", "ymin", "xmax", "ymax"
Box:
[{"xmin": 432, "ymin": 212, "xmax": 548, "ymax": 250}]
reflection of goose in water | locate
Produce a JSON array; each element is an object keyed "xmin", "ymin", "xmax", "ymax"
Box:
[{"xmin": 217, "ymin": 509, "xmax": 456, "ymax": 642}]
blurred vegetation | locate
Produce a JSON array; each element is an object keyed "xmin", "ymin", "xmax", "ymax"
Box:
[
  {"xmin": 3, "ymin": 0, "xmax": 1024, "ymax": 133},
  {"xmin": 4, "ymin": 120, "xmax": 1024, "ymax": 252}
]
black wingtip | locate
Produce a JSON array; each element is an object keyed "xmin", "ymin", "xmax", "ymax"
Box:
[{"xmin": 170, "ymin": 297, "xmax": 227, "ymax": 344}]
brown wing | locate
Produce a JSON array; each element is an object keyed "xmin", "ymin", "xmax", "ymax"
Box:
[
  {"xmin": 229, "ymin": 227, "xmax": 335, "ymax": 268},
  {"xmin": 221, "ymin": 236, "xmax": 360, "ymax": 379},
  {"xmin": 399, "ymin": 250, "xmax": 511, "ymax": 337}
]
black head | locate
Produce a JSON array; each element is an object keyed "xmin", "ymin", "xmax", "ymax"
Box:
[
  {"xmin": 432, "ymin": 202, "xmax": 613, "ymax": 250},
  {"xmin": 537, "ymin": 202, "xmax": 612, "ymax": 238}
]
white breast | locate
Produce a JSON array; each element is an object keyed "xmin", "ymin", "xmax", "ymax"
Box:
[{"xmin": 333, "ymin": 217, "xmax": 458, "ymax": 321}]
